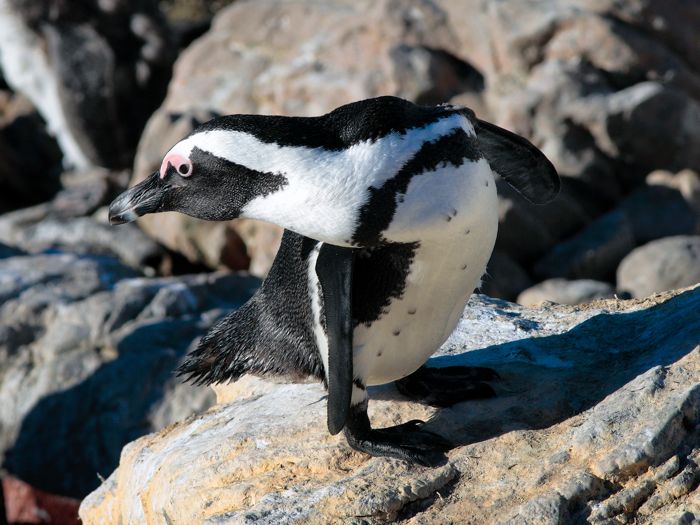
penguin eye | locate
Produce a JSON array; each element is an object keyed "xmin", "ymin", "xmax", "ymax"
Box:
[{"xmin": 160, "ymin": 153, "xmax": 193, "ymax": 179}]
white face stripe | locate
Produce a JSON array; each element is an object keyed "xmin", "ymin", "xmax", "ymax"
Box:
[{"xmin": 167, "ymin": 114, "xmax": 475, "ymax": 245}]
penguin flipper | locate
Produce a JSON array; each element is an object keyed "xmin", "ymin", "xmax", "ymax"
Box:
[
  {"xmin": 315, "ymin": 244, "xmax": 354, "ymax": 436},
  {"xmin": 475, "ymin": 119, "xmax": 560, "ymax": 205}
]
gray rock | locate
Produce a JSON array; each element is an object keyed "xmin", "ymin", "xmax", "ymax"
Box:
[
  {"xmin": 517, "ymin": 278, "xmax": 615, "ymax": 306},
  {"xmin": 79, "ymin": 286, "xmax": 700, "ymax": 524},
  {"xmin": 618, "ymin": 182, "xmax": 699, "ymax": 244},
  {"xmin": 440, "ymin": 0, "xmax": 700, "ymax": 198},
  {"xmin": 534, "ymin": 210, "xmax": 635, "ymax": 281},
  {"xmin": 0, "ymin": 90, "xmax": 62, "ymax": 212},
  {"xmin": 0, "ymin": 0, "xmax": 173, "ymax": 168},
  {"xmin": 0, "ymin": 242, "xmax": 22, "ymax": 259},
  {"xmin": 617, "ymin": 236, "xmax": 700, "ymax": 298},
  {"xmin": 496, "ymin": 193, "xmax": 555, "ymax": 263},
  {"xmin": 0, "ymin": 251, "xmax": 260, "ymax": 497},
  {"xmin": 0, "ymin": 201, "xmax": 163, "ymax": 271},
  {"xmin": 481, "ymin": 251, "xmax": 533, "ymax": 302},
  {"xmin": 496, "ymin": 177, "xmax": 602, "ymax": 264}
]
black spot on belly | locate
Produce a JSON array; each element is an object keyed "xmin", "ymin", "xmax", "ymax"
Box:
[
  {"xmin": 352, "ymin": 241, "xmax": 419, "ymax": 327},
  {"xmin": 352, "ymin": 128, "xmax": 482, "ymax": 245},
  {"xmin": 408, "ymin": 308, "xmax": 417, "ymax": 315},
  {"xmin": 393, "ymin": 329, "xmax": 401, "ymax": 336},
  {"xmin": 461, "ymin": 264, "xmax": 468, "ymax": 270}
]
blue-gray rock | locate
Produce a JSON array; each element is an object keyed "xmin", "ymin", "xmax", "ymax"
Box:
[
  {"xmin": 534, "ymin": 210, "xmax": 635, "ymax": 281},
  {"xmin": 0, "ymin": 252, "xmax": 260, "ymax": 498},
  {"xmin": 617, "ymin": 236, "xmax": 700, "ymax": 298},
  {"xmin": 481, "ymin": 251, "xmax": 533, "ymax": 301}
]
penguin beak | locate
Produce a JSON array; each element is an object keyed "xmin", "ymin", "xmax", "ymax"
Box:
[{"xmin": 109, "ymin": 172, "xmax": 167, "ymax": 225}]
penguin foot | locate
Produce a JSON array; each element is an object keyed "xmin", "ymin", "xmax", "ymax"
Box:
[
  {"xmin": 343, "ymin": 403, "xmax": 452, "ymax": 466},
  {"xmin": 395, "ymin": 365, "xmax": 499, "ymax": 407}
]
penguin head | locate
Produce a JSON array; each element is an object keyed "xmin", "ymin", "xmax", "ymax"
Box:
[{"xmin": 108, "ymin": 126, "xmax": 289, "ymax": 225}]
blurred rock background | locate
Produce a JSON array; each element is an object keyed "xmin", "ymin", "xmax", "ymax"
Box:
[{"xmin": 0, "ymin": 0, "xmax": 698, "ymax": 523}]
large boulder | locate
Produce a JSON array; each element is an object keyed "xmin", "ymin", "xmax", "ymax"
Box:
[
  {"xmin": 534, "ymin": 173, "xmax": 700, "ymax": 282},
  {"xmin": 80, "ymin": 286, "xmax": 700, "ymax": 524},
  {"xmin": 440, "ymin": 0, "xmax": 700, "ymax": 188},
  {"xmin": 0, "ymin": 251, "xmax": 260, "ymax": 498},
  {"xmin": 131, "ymin": 0, "xmax": 485, "ymax": 274}
]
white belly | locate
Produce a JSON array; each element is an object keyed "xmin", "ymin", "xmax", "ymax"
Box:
[{"xmin": 354, "ymin": 158, "xmax": 499, "ymax": 385}]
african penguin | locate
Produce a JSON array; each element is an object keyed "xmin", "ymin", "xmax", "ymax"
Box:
[{"xmin": 109, "ymin": 96, "xmax": 559, "ymax": 465}]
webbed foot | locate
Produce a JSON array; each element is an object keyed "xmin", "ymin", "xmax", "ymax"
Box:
[{"xmin": 343, "ymin": 402, "xmax": 451, "ymax": 466}]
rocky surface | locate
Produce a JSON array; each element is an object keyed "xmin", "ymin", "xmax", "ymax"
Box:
[
  {"xmin": 80, "ymin": 286, "xmax": 700, "ymax": 524},
  {"xmin": 0, "ymin": 0, "xmax": 173, "ymax": 169},
  {"xmin": 0, "ymin": 0, "xmax": 699, "ymax": 520},
  {"xmin": 0, "ymin": 89, "xmax": 62, "ymax": 213},
  {"xmin": 0, "ymin": 250, "xmax": 259, "ymax": 498},
  {"xmin": 617, "ymin": 236, "xmax": 700, "ymax": 299},
  {"xmin": 517, "ymin": 278, "xmax": 615, "ymax": 307}
]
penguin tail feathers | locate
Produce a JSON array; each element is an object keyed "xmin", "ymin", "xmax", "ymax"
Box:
[{"xmin": 176, "ymin": 305, "xmax": 258, "ymax": 386}]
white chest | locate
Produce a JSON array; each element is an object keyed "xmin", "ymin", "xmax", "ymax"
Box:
[{"xmin": 354, "ymin": 158, "xmax": 499, "ymax": 385}]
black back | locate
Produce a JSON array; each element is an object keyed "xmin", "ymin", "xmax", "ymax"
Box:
[{"xmin": 194, "ymin": 96, "xmax": 461, "ymax": 151}]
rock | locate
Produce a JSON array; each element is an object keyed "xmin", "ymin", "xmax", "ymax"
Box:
[
  {"xmin": 0, "ymin": 200, "xmax": 164, "ymax": 272},
  {"xmin": 2, "ymin": 475, "xmax": 80, "ymax": 525},
  {"xmin": 617, "ymin": 180, "xmax": 699, "ymax": 244},
  {"xmin": 440, "ymin": 0, "xmax": 700, "ymax": 198},
  {"xmin": 517, "ymin": 278, "xmax": 615, "ymax": 306},
  {"xmin": 533, "ymin": 172, "xmax": 699, "ymax": 283},
  {"xmin": 0, "ymin": 0, "xmax": 173, "ymax": 169},
  {"xmin": 0, "ymin": 241, "xmax": 22, "ymax": 259},
  {"xmin": 0, "ymin": 251, "xmax": 260, "ymax": 498},
  {"xmin": 647, "ymin": 169, "xmax": 700, "ymax": 220},
  {"xmin": 0, "ymin": 90, "xmax": 62, "ymax": 212},
  {"xmin": 495, "ymin": 176, "xmax": 602, "ymax": 264},
  {"xmin": 495, "ymin": 191, "xmax": 556, "ymax": 264},
  {"xmin": 617, "ymin": 236, "xmax": 700, "ymax": 299},
  {"xmin": 132, "ymin": 0, "xmax": 484, "ymax": 273},
  {"xmin": 80, "ymin": 285, "xmax": 700, "ymax": 524},
  {"xmin": 480, "ymin": 251, "xmax": 533, "ymax": 301},
  {"xmin": 534, "ymin": 210, "xmax": 635, "ymax": 281}
]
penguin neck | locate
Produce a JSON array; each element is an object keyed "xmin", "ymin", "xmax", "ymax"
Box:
[{"xmin": 240, "ymin": 169, "xmax": 359, "ymax": 247}]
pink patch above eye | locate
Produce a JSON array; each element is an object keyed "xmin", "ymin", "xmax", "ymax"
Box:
[{"xmin": 160, "ymin": 153, "xmax": 193, "ymax": 178}]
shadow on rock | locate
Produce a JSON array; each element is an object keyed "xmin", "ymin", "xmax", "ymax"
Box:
[
  {"xmin": 420, "ymin": 287, "xmax": 700, "ymax": 447},
  {"xmin": 4, "ymin": 318, "xmax": 214, "ymax": 499}
]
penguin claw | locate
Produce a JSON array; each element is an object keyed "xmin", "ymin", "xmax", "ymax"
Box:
[{"xmin": 395, "ymin": 365, "xmax": 500, "ymax": 407}]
